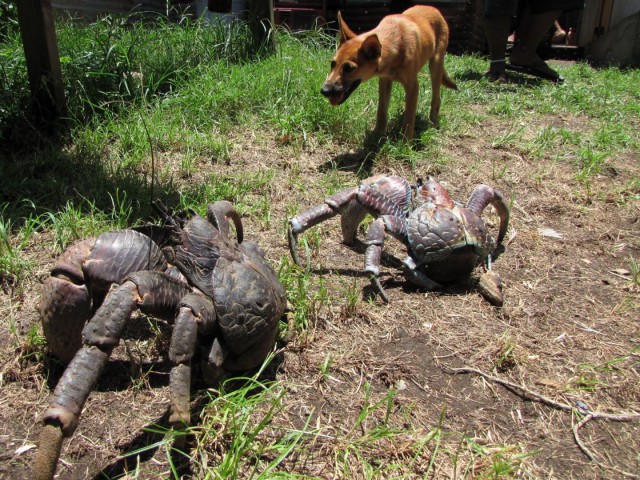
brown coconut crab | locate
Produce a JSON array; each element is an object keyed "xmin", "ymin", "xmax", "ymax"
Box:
[
  {"xmin": 288, "ymin": 175, "xmax": 509, "ymax": 305},
  {"xmin": 34, "ymin": 200, "xmax": 287, "ymax": 480}
]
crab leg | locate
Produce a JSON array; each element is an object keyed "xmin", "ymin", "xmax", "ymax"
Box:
[
  {"xmin": 288, "ymin": 186, "xmax": 362, "ymax": 266},
  {"xmin": 363, "ymin": 215, "xmax": 407, "ymax": 303},
  {"xmin": 207, "ymin": 201, "xmax": 244, "ymax": 244},
  {"xmin": 167, "ymin": 293, "xmax": 216, "ymax": 449},
  {"xmin": 35, "ymin": 272, "xmax": 190, "ymax": 480},
  {"xmin": 289, "ymin": 175, "xmax": 412, "ymax": 267}
]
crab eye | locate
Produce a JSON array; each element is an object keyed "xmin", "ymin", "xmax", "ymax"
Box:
[{"xmin": 343, "ymin": 63, "xmax": 354, "ymax": 73}]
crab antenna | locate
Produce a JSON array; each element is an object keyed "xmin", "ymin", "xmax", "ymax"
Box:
[{"xmin": 152, "ymin": 200, "xmax": 175, "ymax": 225}]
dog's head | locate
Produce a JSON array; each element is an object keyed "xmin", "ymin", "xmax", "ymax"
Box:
[{"xmin": 320, "ymin": 11, "xmax": 382, "ymax": 106}]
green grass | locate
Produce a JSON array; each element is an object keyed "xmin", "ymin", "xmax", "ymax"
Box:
[{"xmin": 1, "ymin": 12, "xmax": 639, "ymax": 478}]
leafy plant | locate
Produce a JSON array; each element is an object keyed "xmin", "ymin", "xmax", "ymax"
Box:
[{"xmin": 0, "ymin": 202, "xmax": 42, "ymax": 286}]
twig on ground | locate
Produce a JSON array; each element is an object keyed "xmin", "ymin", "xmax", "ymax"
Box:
[
  {"xmin": 572, "ymin": 413, "xmax": 640, "ymax": 479},
  {"xmin": 443, "ymin": 366, "xmax": 640, "ymax": 421},
  {"xmin": 572, "ymin": 413, "xmax": 595, "ymax": 461},
  {"xmin": 444, "ymin": 365, "xmax": 640, "ymax": 479}
]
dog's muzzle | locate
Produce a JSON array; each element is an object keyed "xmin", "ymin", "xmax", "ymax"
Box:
[{"xmin": 321, "ymin": 80, "xmax": 361, "ymax": 106}]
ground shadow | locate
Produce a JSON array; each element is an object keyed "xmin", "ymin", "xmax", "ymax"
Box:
[
  {"xmin": 44, "ymin": 355, "xmax": 172, "ymax": 392},
  {"xmin": 318, "ymin": 133, "xmax": 383, "ymax": 177},
  {"xmin": 318, "ymin": 109, "xmax": 448, "ymax": 177},
  {"xmin": 0, "ymin": 114, "xmax": 181, "ymax": 234},
  {"xmin": 456, "ymin": 66, "xmax": 546, "ymax": 88},
  {"xmin": 92, "ymin": 409, "xmax": 198, "ymax": 480},
  {"xmin": 75, "ymin": 350, "xmax": 285, "ymax": 479}
]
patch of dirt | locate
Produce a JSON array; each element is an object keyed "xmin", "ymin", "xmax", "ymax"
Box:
[{"xmin": 1, "ymin": 101, "xmax": 639, "ymax": 479}]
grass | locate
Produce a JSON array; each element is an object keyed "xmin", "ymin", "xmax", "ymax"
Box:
[
  {"xmin": 1, "ymin": 11, "xmax": 639, "ymax": 479},
  {"xmin": 0, "ymin": 202, "xmax": 39, "ymax": 285}
]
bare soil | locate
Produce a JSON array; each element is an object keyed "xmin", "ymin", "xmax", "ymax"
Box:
[{"xmin": 1, "ymin": 85, "xmax": 639, "ymax": 479}]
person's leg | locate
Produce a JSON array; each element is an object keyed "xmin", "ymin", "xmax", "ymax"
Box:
[
  {"xmin": 505, "ymin": 3, "xmax": 563, "ymax": 82},
  {"xmin": 482, "ymin": 0, "xmax": 518, "ymax": 81},
  {"xmin": 483, "ymin": 16, "xmax": 511, "ymax": 80},
  {"xmin": 510, "ymin": 9, "xmax": 560, "ymax": 65}
]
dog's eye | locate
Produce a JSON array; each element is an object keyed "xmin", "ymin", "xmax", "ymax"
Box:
[
  {"xmin": 343, "ymin": 63, "xmax": 354, "ymax": 73},
  {"xmin": 330, "ymin": 60, "xmax": 336, "ymax": 70}
]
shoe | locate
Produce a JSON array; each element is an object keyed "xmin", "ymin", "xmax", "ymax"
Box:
[
  {"xmin": 506, "ymin": 60, "xmax": 564, "ymax": 83},
  {"xmin": 485, "ymin": 70, "xmax": 508, "ymax": 83}
]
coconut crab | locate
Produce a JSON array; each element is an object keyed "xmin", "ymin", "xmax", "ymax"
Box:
[
  {"xmin": 288, "ymin": 175, "xmax": 509, "ymax": 305},
  {"xmin": 34, "ymin": 200, "xmax": 287, "ymax": 480}
]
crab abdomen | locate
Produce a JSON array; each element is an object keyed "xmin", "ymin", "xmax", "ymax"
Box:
[
  {"xmin": 407, "ymin": 205, "xmax": 491, "ymax": 282},
  {"xmin": 212, "ymin": 244, "xmax": 286, "ymax": 369},
  {"xmin": 407, "ymin": 205, "xmax": 467, "ymax": 261}
]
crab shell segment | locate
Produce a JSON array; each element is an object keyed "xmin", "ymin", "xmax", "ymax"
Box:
[{"xmin": 406, "ymin": 203, "xmax": 493, "ymax": 283}]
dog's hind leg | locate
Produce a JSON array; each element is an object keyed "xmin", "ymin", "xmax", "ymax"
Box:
[{"xmin": 375, "ymin": 78, "xmax": 393, "ymax": 134}]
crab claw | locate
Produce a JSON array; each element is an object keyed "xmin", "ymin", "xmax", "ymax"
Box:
[
  {"xmin": 39, "ymin": 239, "xmax": 94, "ymax": 364},
  {"xmin": 287, "ymin": 223, "xmax": 301, "ymax": 267},
  {"xmin": 477, "ymin": 270, "xmax": 503, "ymax": 306},
  {"xmin": 288, "ymin": 222, "xmax": 311, "ymax": 269}
]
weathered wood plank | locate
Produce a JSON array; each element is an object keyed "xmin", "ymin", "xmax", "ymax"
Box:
[{"xmin": 17, "ymin": 0, "xmax": 66, "ymax": 120}]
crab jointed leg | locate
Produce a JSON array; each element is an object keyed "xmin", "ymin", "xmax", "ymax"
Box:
[
  {"xmin": 34, "ymin": 272, "xmax": 190, "ymax": 480},
  {"xmin": 206, "ymin": 200, "xmax": 244, "ymax": 244},
  {"xmin": 288, "ymin": 186, "xmax": 362, "ymax": 266},
  {"xmin": 168, "ymin": 293, "xmax": 216, "ymax": 436},
  {"xmin": 363, "ymin": 215, "xmax": 417, "ymax": 302},
  {"xmin": 288, "ymin": 175, "xmax": 412, "ymax": 267}
]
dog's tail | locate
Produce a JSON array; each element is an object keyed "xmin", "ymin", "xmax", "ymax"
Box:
[{"xmin": 443, "ymin": 69, "xmax": 457, "ymax": 90}]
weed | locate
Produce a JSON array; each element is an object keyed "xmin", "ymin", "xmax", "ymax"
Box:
[
  {"xmin": 45, "ymin": 192, "xmax": 133, "ymax": 251},
  {"xmin": 0, "ymin": 202, "xmax": 42, "ymax": 286},
  {"xmin": 465, "ymin": 439, "xmax": 535, "ymax": 478},
  {"xmin": 191, "ymin": 358, "xmax": 299, "ymax": 477},
  {"xmin": 278, "ymin": 259, "xmax": 328, "ymax": 333},
  {"xmin": 14, "ymin": 321, "xmax": 46, "ymax": 366},
  {"xmin": 493, "ymin": 333, "xmax": 517, "ymax": 373},
  {"xmin": 575, "ymin": 147, "xmax": 609, "ymax": 183},
  {"xmin": 339, "ymin": 277, "xmax": 361, "ymax": 318},
  {"xmin": 628, "ymin": 254, "xmax": 640, "ymax": 289},
  {"xmin": 490, "ymin": 124, "xmax": 525, "ymax": 150},
  {"xmin": 320, "ymin": 352, "xmax": 332, "ymax": 383},
  {"xmin": 567, "ymin": 362, "xmax": 611, "ymax": 392}
]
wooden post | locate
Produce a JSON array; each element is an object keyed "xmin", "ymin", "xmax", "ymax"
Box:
[
  {"xmin": 249, "ymin": 0, "xmax": 274, "ymax": 50},
  {"xmin": 16, "ymin": 0, "xmax": 66, "ymax": 120}
]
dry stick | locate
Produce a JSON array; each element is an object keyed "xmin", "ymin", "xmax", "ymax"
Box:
[
  {"xmin": 444, "ymin": 366, "xmax": 640, "ymax": 479},
  {"xmin": 572, "ymin": 413, "xmax": 595, "ymax": 461},
  {"xmin": 572, "ymin": 413, "xmax": 640, "ymax": 479}
]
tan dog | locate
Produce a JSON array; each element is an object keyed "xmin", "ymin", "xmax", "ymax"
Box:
[{"xmin": 321, "ymin": 6, "xmax": 457, "ymax": 140}]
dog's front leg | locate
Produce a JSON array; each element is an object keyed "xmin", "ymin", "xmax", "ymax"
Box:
[
  {"xmin": 375, "ymin": 78, "xmax": 393, "ymax": 134},
  {"xmin": 401, "ymin": 79, "xmax": 419, "ymax": 140}
]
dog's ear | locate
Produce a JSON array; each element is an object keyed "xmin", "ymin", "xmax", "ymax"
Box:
[
  {"xmin": 360, "ymin": 34, "xmax": 382, "ymax": 61},
  {"xmin": 337, "ymin": 11, "xmax": 356, "ymax": 45}
]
